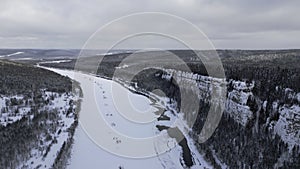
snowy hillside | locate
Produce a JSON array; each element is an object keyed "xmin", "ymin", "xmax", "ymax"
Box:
[
  {"xmin": 0, "ymin": 60, "xmax": 82, "ymax": 169},
  {"xmin": 0, "ymin": 91, "xmax": 81, "ymax": 168}
]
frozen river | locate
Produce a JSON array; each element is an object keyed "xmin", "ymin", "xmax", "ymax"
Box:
[{"xmin": 46, "ymin": 68, "xmax": 211, "ymax": 169}]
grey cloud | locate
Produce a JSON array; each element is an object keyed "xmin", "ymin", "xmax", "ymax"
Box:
[{"xmin": 0, "ymin": 0, "xmax": 299, "ymax": 49}]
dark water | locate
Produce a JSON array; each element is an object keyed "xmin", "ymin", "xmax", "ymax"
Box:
[{"xmin": 156, "ymin": 125, "xmax": 194, "ymax": 167}]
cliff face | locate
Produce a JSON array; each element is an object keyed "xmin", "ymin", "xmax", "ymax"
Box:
[
  {"xmin": 225, "ymin": 80, "xmax": 254, "ymax": 127},
  {"xmin": 270, "ymin": 89, "xmax": 300, "ymax": 146},
  {"xmin": 161, "ymin": 69, "xmax": 300, "ymax": 145},
  {"xmin": 132, "ymin": 68, "xmax": 300, "ymax": 168}
]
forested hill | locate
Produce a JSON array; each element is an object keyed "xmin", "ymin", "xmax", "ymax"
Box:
[
  {"xmin": 0, "ymin": 59, "xmax": 72, "ymax": 95},
  {"xmin": 0, "ymin": 59, "xmax": 81, "ymax": 168}
]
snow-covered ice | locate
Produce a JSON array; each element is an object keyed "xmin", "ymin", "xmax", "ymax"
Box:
[{"xmin": 45, "ymin": 68, "xmax": 212, "ymax": 169}]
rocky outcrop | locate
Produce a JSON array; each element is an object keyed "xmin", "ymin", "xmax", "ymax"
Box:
[{"xmin": 131, "ymin": 68, "xmax": 300, "ymax": 168}]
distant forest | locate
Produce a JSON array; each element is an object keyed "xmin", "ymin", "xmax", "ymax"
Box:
[{"xmin": 0, "ymin": 60, "xmax": 72, "ymax": 95}]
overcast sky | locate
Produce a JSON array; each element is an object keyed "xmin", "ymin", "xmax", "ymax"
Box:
[{"xmin": 0, "ymin": 0, "xmax": 299, "ymax": 49}]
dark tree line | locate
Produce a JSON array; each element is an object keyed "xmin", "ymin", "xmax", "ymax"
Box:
[{"xmin": 0, "ymin": 60, "xmax": 72, "ymax": 95}]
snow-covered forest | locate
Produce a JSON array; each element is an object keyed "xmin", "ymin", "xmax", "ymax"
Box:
[{"xmin": 0, "ymin": 60, "xmax": 82, "ymax": 168}]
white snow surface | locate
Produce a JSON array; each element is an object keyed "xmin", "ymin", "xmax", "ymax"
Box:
[
  {"xmin": 45, "ymin": 68, "xmax": 212, "ymax": 169},
  {"xmin": 0, "ymin": 51, "xmax": 24, "ymax": 58},
  {"xmin": 39, "ymin": 60, "xmax": 72, "ymax": 64}
]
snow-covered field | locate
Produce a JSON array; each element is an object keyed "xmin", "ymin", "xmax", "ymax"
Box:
[{"xmin": 46, "ymin": 68, "xmax": 212, "ymax": 169}]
